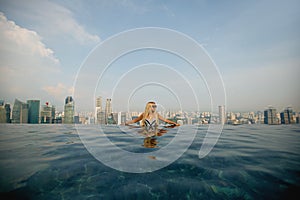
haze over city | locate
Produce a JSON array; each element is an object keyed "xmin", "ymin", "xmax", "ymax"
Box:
[{"xmin": 0, "ymin": 0, "xmax": 299, "ymax": 112}]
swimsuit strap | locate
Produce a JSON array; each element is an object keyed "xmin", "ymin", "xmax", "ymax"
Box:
[{"xmin": 145, "ymin": 118, "xmax": 156, "ymax": 126}]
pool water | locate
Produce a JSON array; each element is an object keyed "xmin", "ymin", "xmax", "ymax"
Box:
[{"xmin": 0, "ymin": 124, "xmax": 299, "ymax": 199}]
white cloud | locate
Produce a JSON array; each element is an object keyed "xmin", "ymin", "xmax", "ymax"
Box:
[
  {"xmin": 42, "ymin": 83, "xmax": 74, "ymax": 102},
  {"xmin": 0, "ymin": 12, "xmax": 61, "ymax": 101},
  {"xmin": 2, "ymin": 0, "xmax": 100, "ymax": 45},
  {"xmin": 0, "ymin": 12, "xmax": 59, "ymax": 65},
  {"xmin": 37, "ymin": 0, "xmax": 100, "ymax": 44}
]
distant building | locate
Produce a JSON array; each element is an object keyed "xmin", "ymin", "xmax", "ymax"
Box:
[
  {"xmin": 110, "ymin": 113, "xmax": 118, "ymax": 124},
  {"xmin": 53, "ymin": 117, "xmax": 62, "ymax": 124},
  {"xmin": 117, "ymin": 112, "xmax": 126, "ymax": 125},
  {"xmin": 5, "ymin": 103, "xmax": 11, "ymax": 123},
  {"xmin": 218, "ymin": 105, "xmax": 226, "ymax": 125},
  {"xmin": 27, "ymin": 100, "xmax": 40, "ymax": 124},
  {"xmin": 256, "ymin": 111, "xmax": 263, "ymax": 124},
  {"xmin": 12, "ymin": 99, "xmax": 28, "ymax": 123},
  {"xmin": 95, "ymin": 96, "xmax": 105, "ymax": 124},
  {"xmin": 264, "ymin": 107, "xmax": 277, "ymax": 125},
  {"xmin": 0, "ymin": 100, "xmax": 10, "ymax": 123},
  {"xmin": 0, "ymin": 103, "xmax": 6, "ymax": 123},
  {"xmin": 64, "ymin": 96, "xmax": 74, "ymax": 124},
  {"xmin": 40, "ymin": 102, "xmax": 54, "ymax": 123},
  {"xmin": 280, "ymin": 107, "xmax": 293, "ymax": 124},
  {"xmin": 74, "ymin": 115, "xmax": 80, "ymax": 124},
  {"xmin": 105, "ymin": 98, "xmax": 112, "ymax": 124}
]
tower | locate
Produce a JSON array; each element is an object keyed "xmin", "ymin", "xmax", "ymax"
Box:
[
  {"xmin": 0, "ymin": 101, "xmax": 5, "ymax": 123},
  {"xmin": 64, "ymin": 96, "xmax": 74, "ymax": 124},
  {"xmin": 5, "ymin": 103, "xmax": 11, "ymax": 123},
  {"xmin": 218, "ymin": 105, "xmax": 226, "ymax": 125},
  {"xmin": 27, "ymin": 100, "xmax": 40, "ymax": 124},
  {"xmin": 12, "ymin": 99, "xmax": 28, "ymax": 124},
  {"xmin": 117, "ymin": 112, "xmax": 127, "ymax": 125},
  {"xmin": 95, "ymin": 96, "xmax": 104, "ymax": 124},
  {"xmin": 105, "ymin": 98, "xmax": 112, "ymax": 124},
  {"xmin": 264, "ymin": 107, "xmax": 277, "ymax": 125},
  {"xmin": 280, "ymin": 107, "xmax": 293, "ymax": 124},
  {"xmin": 40, "ymin": 102, "xmax": 53, "ymax": 124}
]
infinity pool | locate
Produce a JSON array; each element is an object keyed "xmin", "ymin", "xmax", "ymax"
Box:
[{"xmin": 0, "ymin": 124, "xmax": 299, "ymax": 199}]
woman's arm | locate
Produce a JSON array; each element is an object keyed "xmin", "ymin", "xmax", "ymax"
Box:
[
  {"xmin": 158, "ymin": 114, "xmax": 180, "ymax": 126},
  {"xmin": 125, "ymin": 113, "xmax": 144, "ymax": 125}
]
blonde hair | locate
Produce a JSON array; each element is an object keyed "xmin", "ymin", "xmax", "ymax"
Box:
[{"xmin": 141, "ymin": 101, "xmax": 158, "ymax": 126}]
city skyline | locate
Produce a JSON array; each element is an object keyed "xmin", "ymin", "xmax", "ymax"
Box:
[
  {"xmin": 1, "ymin": 96, "xmax": 300, "ymax": 114},
  {"xmin": 1, "ymin": 95, "xmax": 299, "ymax": 125},
  {"xmin": 0, "ymin": 1, "xmax": 299, "ymax": 112}
]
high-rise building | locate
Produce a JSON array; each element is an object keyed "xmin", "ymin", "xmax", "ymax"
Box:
[
  {"xmin": 105, "ymin": 98, "xmax": 112, "ymax": 124},
  {"xmin": 27, "ymin": 100, "xmax": 40, "ymax": 124},
  {"xmin": 5, "ymin": 103, "xmax": 11, "ymax": 123},
  {"xmin": 97, "ymin": 111, "xmax": 105, "ymax": 124},
  {"xmin": 64, "ymin": 96, "xmax": 74, "ymax": 124},
  {"xmin": 4, "ymin": 103, "xmax": 11, "ymax": 123},
  {"xmin": 264, "ymin": 107, "xmax": 277, "ymax": 125},
  {"xmin": 65, "ymin": 96, "xmax": 73, "ymax": 104},
  {"xmin": 0, "ymin": 103, "xmax": 6, "ymax": 123},
  {"xmin": 117, "ymin": 112, "xmax": 127, "ymax": 125},
  {"xmin": 12, "ymin": 99, "xmax": 28, "ymax": 123},
  {"xmin": 40, "ymin": 102, "xmax": 54, "ymax": 123},
  {"xmin": 53, "ymin": 110, "xmax": 62, "ymax": 124},
  {"xmin": 95, "ymin": 96, "xmax": 103, "ymax": 124},
  {"xmin": 51, "ymin": 106, "xmax": 56, "ymax": 122},
  {"xmin": 280, "ymin": 107, "xmax": 293, "ymax": 124},
  {"xmin": 106, "ymin": 112, "xmax": 118, "ymax": 124},
  {"xmin": 74, "ymin": 115, "xmax": 80, "ymax": 124},
  {"xmin": 256, "ymin": 111, "xmax": 263, "ymax": 124},
  {"xmin": 218, "ymin": 105, "xmax": 226, "ymax": 125}
]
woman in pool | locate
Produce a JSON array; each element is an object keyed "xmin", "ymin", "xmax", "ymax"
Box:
[{"xmin": 125, "ymin": 101, "xmax": 180, "ymax": 127}]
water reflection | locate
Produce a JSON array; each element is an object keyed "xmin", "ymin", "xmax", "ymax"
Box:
[
  {"xmin": 126, "ymin": 124, "xmax": 177, "ymax": 148},
  {"xmin": 143, "ymin": 137, "xmax": 158, "ymax": 148}
]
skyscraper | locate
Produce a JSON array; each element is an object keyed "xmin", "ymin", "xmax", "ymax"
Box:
[
  {"xmin": 12, "ymin": 99, "xmax": 28, "ymax": 123},
  {"xmin": 5, "ymin": 103, "xmax": 11, "ymax": 123},
  {"xmin": 117, "ymin": 112, "xmax": 127, "ymax": 125},
  {"xmin": 280, "ymin": 107, "xmax": 293, "ymax": 124},
  {"xmin": 264, "ymin": 107, "xmax": 277, "ymax": 125},
  {"xmin": 4, "ymin": 103, "xmax": 11, "ymax": 123},
  {"xmin": 65, "ymin": 96, "xmax": 73, "ymax": 104},
  {"xmin": 27, "ymin": 100, "xmax": 40, "ymax": 124},
  {"xmin": 105, "ymin": 98, "xmax": 112, "ymax": 124},
  {"xmin": 64, "ymin": 96, "xmax": 74, "ymax": 124},
  {"xmin": 0, "ymin": 102, "xmax": 5, "ymax": 123},
  {"xmin": 40, "ymin": 102, "xmax": 54, "ymax": 123},
  {"xmin": 218, "ymin": 105, "xmax": 226, "ymax": 125},
  {"xmin": 95, "ymin": 96, "xmax": 104, "ymax": 124}
]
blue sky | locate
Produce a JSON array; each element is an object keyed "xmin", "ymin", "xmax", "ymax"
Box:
[{"xmin": 0, "ymin": 0, "xmax": 299, "ymax": 112}]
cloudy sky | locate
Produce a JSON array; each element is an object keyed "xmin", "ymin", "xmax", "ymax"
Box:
[{"xmin": 0, "ymin": 0, "xmax": 299, "ymax": 112}]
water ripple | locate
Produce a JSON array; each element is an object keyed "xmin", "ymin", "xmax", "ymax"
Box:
[{"xmin": 0, "ymin": 124, "xmax": 299, "ymax": 199}]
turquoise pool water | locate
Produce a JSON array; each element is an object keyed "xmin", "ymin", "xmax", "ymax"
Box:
[{"xmin": 0, "ymin": 124, "xmax": 299, "ymax": 199}]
